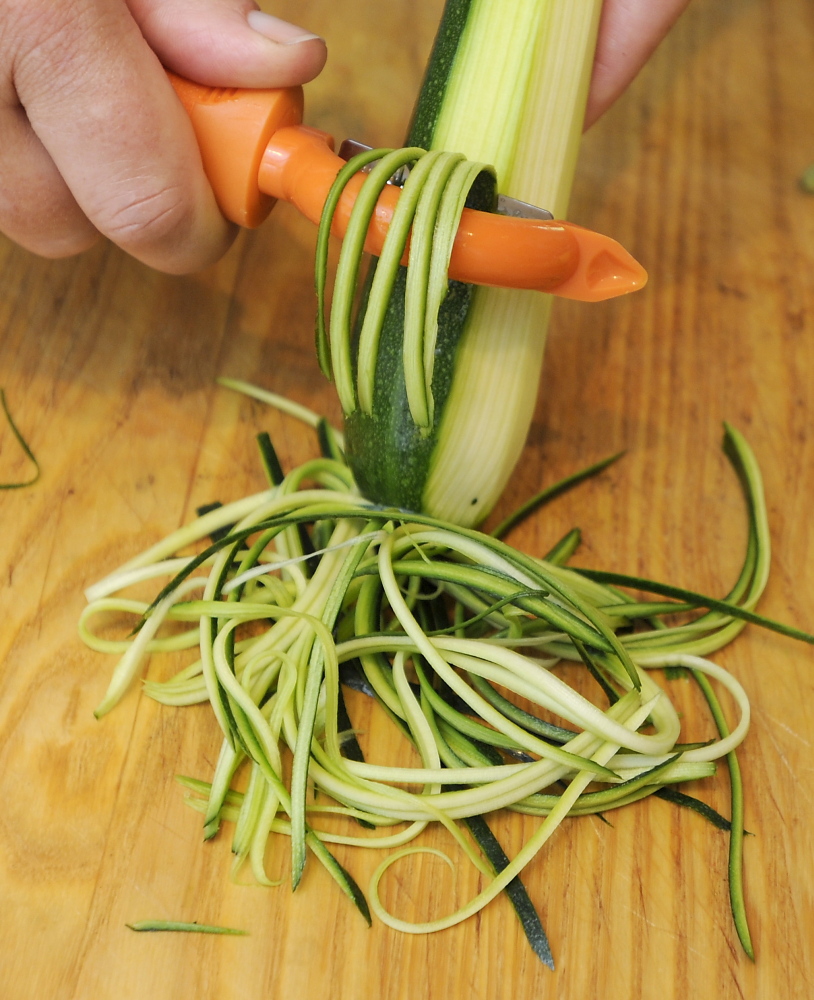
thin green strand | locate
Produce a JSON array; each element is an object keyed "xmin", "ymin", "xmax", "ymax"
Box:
[
  {"xmin": 126, "ymin": 920, "xmax": 248, "ymax": 935},
  {"xmin": 0, "ymin": 388, "xmax": 40, "ymax": 489}
]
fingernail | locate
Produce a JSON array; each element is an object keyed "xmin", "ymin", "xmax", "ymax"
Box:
[{"xmin": 247, "ymin": 10, "xmax": 323, "ymax": 45}]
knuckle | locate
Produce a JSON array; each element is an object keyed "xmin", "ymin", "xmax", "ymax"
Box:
[
  {"xmin": 5, "ymin": 2, "xmax": 89, "ymax": 82},
  {"xmin": 6, "ymin": 2, "xmax": 135, "ymax": 106},
  {"xmin": 94, "ymin": 182, "xmax": 195, "ymax": 252}
]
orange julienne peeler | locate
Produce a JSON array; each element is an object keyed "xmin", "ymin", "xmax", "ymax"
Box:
[{"xmin": 168, "ymin": 74, "xmax": 647, "ymax": 303}]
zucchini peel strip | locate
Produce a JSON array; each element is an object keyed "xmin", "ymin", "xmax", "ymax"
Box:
[{"xmin": 80, "ymin": 391, "xmax": 802, "ymax": 962}]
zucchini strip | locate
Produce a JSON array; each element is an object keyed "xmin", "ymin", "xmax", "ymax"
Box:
[{"xmin": 81, "ymin": 404, "xmax": 803, "ymax": 964}]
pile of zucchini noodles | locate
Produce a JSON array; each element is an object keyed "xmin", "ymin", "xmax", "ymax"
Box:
[{"xmin": 81, "ymin": 390, "xmax": 789, "ymax": 963}]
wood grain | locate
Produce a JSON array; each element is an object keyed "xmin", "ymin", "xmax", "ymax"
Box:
[{"xmin": 1, "ymin": 1, "xmax": 813, "ymax": 997}]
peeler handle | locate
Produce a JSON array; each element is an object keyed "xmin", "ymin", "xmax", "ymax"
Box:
[
  {"xmin": 167, "ymin": 72, "xmax": 303, "ymax": 227},
  {"xmin": 168, "ymin": 73, "xmax": 647, "ymax": 301}
]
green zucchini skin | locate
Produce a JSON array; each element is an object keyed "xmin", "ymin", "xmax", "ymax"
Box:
[
  {"xmin": 344, "ymin": 272, "xmax": 473, "ymax": 512},
  {"xmin": 406, "ymin": 0, "xmax": 476, "ymax": 150},
  {"xmin": 344, "ymin": 0, "xmax": 487, "ymax": 515}
]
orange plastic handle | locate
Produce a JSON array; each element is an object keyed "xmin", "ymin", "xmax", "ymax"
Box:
[
  {"xmin": 168, "ymin": 72, "xmax": 303, "ymax": 227},
  {"xmin": 168, "ymin": 73, "xmax": 647, "ymax": 301}
]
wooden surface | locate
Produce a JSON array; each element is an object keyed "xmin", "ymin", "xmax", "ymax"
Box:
[{"xmin": 2, "ymin": 1, "xmax": 813, "ymax": 997}]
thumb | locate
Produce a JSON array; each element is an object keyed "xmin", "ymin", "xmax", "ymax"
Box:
[{"xmin": 130, "ymin": 0, "xmax": 327, "ymax": 88}]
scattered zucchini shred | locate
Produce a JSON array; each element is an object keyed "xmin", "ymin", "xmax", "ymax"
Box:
[
  {"xmin": 80, "ymin": 384, "xmax": 813, "ymax": 964},
  {"xmin": 126, "ymin": 921, "xmax": 248, "ymax": 936},
  {"xmin": 0, "ymin": 388, "xmax": 40, "ymax": 490}
]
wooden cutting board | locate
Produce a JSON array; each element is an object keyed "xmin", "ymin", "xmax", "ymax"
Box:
[{"xmin": 1, "ymin": 1, "xmax": 813, "ymax": 997}]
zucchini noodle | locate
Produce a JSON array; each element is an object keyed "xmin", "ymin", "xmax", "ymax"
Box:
[
  {"xmin": 315, "ymin": 145, "xmax": 493, "ymax": 431},
  {"xmin": 79, "ymin": 390, "xmax": 797, "ymax": 961}
]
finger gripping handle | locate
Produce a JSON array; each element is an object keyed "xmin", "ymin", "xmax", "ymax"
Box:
[{"xmin": 168, "ymin": 73, "xmax": 304, "ymax": 227}]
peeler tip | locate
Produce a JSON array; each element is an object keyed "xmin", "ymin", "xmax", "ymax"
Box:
[{"xmin": 553, "ymin": 226, "xmax": 648, "ymax": 302}]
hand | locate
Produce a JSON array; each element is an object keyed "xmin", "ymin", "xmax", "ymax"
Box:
[
  {"xmin": 585, "ymin": 0, "xmax": 692, "ymax": 128},
  {"xmin": 0, "ymin": 1, "xmax": 326, "ymax": 273}
]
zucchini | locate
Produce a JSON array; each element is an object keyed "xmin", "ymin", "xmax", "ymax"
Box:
[{"xmin": 335, "ymin": 0, "xmax": 604, "ymax": 526}]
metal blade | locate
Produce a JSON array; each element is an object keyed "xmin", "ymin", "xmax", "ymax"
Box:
[{"xmin": 337, "ymin": 139, "xmax": 554, "ymax": 221}]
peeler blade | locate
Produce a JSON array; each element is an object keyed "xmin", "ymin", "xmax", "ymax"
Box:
[{"xmin": 338, "ymin": 139, "xmax": 554, "ymax": 221}]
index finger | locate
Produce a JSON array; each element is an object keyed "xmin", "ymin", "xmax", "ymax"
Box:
[{"xmin": 8, "ymin": 0, "xmax": 235, "ymax": 273}]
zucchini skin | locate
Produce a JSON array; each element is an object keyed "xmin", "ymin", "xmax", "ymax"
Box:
[
  {"xmin": 406, "ymin": 0, "xmax": 477, "ymax": 150},
  {"xmin": 344, "ymin": 272, "xmax": 473, "ymax": 512},
  {"xmin": 344, "ymin": 0, "xmax": 485, "ymax": 515}
]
